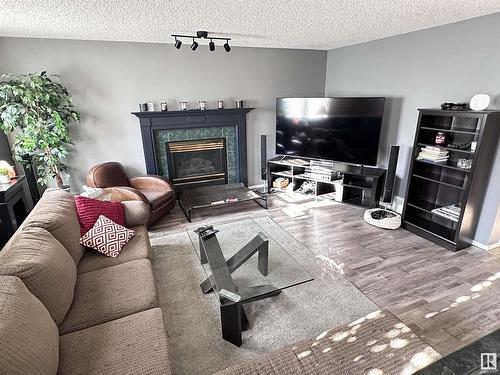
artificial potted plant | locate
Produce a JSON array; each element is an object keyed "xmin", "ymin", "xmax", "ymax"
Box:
[
  {"xmin": 0, "ymin": 72, "xmax": 79, "ymax": 188},
  {"xmin": 0, "ymin": 166, "xmax": 10, "ymax": 184}
]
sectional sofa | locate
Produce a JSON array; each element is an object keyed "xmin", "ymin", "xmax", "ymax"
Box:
[
  {"xmin": 0, "ymin": 188, "xmax": 441, "ymax": 375},
  {"xmin": 0, "ymin": 189, "xmax": 172, "ymax": 375}
]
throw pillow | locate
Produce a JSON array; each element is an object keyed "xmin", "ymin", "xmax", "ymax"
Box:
[
  {"xmin": 74, "ymin": 195, "xmax": 126, "ymax": 235},
  {"xmin": 79, "ymin": 215, "xmax": 135, "ymax": 258}
]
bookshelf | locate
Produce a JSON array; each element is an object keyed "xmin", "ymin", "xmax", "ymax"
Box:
[{"xmin": 402, "ymin": 109, "xmax": 500, "ymax": 251}]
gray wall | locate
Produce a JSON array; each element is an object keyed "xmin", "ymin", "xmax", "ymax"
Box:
[
  {"xmin": 325, "ymin": 13, "xmax": 500, "ymax": 246},
  {"xmin": 0, "ymin": 37, "xmax": 326, "ymax": 187}
]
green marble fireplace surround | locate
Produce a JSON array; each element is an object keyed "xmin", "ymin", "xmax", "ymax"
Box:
[{"xmin": 132, "ymin": 108, "xmax": 253, "ymax": 189}]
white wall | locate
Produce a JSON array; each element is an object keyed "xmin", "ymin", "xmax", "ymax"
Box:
[
  {"xmin": 325, "ymin": 13, "xmax": 500, "ymax": 246},
  {"xmin": 0, "ymin": 37, "xmax": 327, "ymax": 187}
]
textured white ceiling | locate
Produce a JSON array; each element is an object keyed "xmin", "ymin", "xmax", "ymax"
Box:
[{"xmin": 1, "ymin": 0, "xmax": 499, "ymax": 50}]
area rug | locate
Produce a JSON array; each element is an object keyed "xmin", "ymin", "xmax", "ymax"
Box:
[{"xmin": 149, "ymin": 216, "xmax": 380, "ymax": 375}]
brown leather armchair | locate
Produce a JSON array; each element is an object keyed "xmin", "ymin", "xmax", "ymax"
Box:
[{"xmin": 86, "ymin": 162, "xmax": 176, "ymax": 226}]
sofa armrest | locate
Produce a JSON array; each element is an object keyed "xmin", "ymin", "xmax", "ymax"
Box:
[
  {"xmin": 121, "ymin": 200, "xmax": 150, "ymax": 227},
  {"xmin": 129, "ymin": 176, "xmax": 175, "ymax": 194}
]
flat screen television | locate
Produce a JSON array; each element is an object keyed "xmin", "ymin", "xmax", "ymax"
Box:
[{"xmin": 276, "ymin": 97, "xmax": 385, "ymax": 165}]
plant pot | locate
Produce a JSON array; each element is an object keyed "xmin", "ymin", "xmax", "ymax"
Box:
[{"xmin": 0, "ymin": 175, "xmax": 11, "ymax": 184}]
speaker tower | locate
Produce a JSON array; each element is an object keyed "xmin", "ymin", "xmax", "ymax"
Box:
[
  {"xmin": 382, "ymin": 145, "xmax": 399, "ymax": 203},
  {"xmin": 260, "ymin": 135, "xmax": 267, "ymax": 180}
]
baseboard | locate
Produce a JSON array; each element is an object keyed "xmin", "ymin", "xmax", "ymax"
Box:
[{"xmin": 471, "ymin": 240, "xmax": 500, "ymax": 251}]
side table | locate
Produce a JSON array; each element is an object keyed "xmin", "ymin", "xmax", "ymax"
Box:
[{"xmin": 0, "ymin": 176, "xmax": 32, "ymax": 248}]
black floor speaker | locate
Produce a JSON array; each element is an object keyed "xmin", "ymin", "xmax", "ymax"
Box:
[
  {"xmin": 260, "ymin": 135, "xmax": 267, "ymax": 180},
  {"xmin": 382, "ymin": 145, "xmax": 399, "ymax": 203}
]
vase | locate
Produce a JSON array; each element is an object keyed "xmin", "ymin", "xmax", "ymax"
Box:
[{"xmin": 0, "ymin": 175, "xmax": 10, "ymax": 184}]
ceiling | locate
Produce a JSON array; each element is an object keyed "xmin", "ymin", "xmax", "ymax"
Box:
[{"xmin": 1, "ymin": 0, "xmax": 499, "ymax": 50}]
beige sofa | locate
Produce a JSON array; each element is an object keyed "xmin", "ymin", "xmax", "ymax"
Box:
[{"xmin": 0, "ymin": 189, "xmax": 172, "ymax": 375}]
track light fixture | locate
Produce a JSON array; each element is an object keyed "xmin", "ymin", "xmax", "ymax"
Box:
[
  {"xmin": 190, "ymin": 38, "xmax": 199, "ymax": 51},
  {"xmin": 174, "ymin": 37, "xmax": 182, "ymax": 49},
  {"xmin": 171, "ymin": 31, "xmax": 232, "ymax": 52}
]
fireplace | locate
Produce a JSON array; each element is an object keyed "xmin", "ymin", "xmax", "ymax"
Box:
[
  {"xmin": 166, "ymin": 138, "xmax": 228, "ymax": 190},
  {"xmin": 132, "ymin": 108, "xmax": 253, "ymax": 190}
]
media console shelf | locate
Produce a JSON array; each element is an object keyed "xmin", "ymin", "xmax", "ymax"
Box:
[
  {"xmin": 266, "ymin": 156, "xmax": 385, "ymax": 207},
  {"xmin": 402, "ymin": 108, "xmax": 500, "ymax": 251}
]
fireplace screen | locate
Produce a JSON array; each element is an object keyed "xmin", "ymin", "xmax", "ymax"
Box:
[{"xmin": 166, "ymin": 138, "xmax": 228, "ymax": 189}]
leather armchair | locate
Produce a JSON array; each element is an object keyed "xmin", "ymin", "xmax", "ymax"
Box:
[{"xmin": 86, "ymin": 162, "xmax": 176, "ymax": 226}]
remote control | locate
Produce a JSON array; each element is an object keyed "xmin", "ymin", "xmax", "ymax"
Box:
[
  {"xmin": 219, "ymin": 289, "xmax": 241, "ymax": 302},
  {"xmin": 194, "ymin": 225, "xmax": 219, "ymax": 239}
]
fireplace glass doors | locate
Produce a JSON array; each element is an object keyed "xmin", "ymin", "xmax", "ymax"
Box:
[{"xmin": 166, "ymin": 138, "xmax": 228, "ymax": 190}]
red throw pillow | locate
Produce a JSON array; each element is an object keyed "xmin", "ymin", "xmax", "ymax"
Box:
[
  {"xmin": 74, "ymin": 195, "xmax": 126, "ymax": 235},
  {"xmin": 79, "ymin": 215, "xmax": 135, "ymax": 257}
]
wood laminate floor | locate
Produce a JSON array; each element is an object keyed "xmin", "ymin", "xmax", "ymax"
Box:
[{"xmin": 151, "ymin": 193, "xmax": 500, "ymax": 356}]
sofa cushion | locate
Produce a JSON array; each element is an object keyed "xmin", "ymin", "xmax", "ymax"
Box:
[
  {"xmin": 59, "ymin": 308, "xmax": 171, "ymax": 375},
  {"xmin": 79, "ymin": 215, "xmax": 135, "ymax": 258},
  {"xmin": 75, "ymin": 195, "xmax": 126, "ymax": 235},
  {"xmin": 59, "ymin": 259, "xmax": 158, "ymax": 334},
  {"xmin": 23, "ymin": 188, "xmax": 85, "ymax": 265},
  {"xmin": 77, "ymin": 225, "xmax": 150, "ymax": 274},
  {"xmin": 0, "ymin": 276, "xmax": 59, "ymax": 375},
  {"xmin": 0, "ymin": 227, "xmax": 77, "ymax": 325}
]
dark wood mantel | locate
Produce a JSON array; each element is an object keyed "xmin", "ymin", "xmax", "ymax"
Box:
[{"xmin": 132, "ymin": 108, "xmax": 254, "ymax": 185}]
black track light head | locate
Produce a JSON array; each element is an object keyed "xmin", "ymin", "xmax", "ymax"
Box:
[
  {"xmin": 209, "ymin": 39, "xmax": 215, "ymax": 52},
  {"xmin": 191, "ymin": 38, "xmax": 199, "ymax": 51},
  {"xmin": 174, "ymin": 38, "xmax": 182, "ymax": 49},
  {"xmin": 224, "ymin": 40, "xmax": 231, "ymax": 52}
]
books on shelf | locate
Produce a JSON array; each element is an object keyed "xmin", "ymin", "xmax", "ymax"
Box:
[
  {"xmin": 431, "ymin": 204, "xmax": 461, "ymax": 222},
  {"xmin": 417, "ymin": 146, "xmax": 449, "ymax": 163}
]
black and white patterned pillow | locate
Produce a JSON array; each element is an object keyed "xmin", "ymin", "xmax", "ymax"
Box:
[{"xmin": 79, "ymin": 215, "xmax": 135, "ymax": 258}]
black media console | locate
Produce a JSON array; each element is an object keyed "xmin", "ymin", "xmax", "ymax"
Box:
[{"xmin": 266, "ymin": 156, "xmax": 386, "ymax": 208}]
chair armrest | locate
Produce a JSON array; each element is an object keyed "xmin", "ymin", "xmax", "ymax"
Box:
[
  {"xmin": 121, "ymin": 200, "xmax": 150, "ymax": 227},
  {"xmin": 129, "ymin": 175, "xmax": 176, "ymax": 196},
  {"xmin": 109, "ymin": 186, "xmax": 149, "ymax": 205}
]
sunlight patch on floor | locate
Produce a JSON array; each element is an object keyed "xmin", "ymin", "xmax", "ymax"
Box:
[
  {"xmin": 280, "ymin": 195, "xmax": 339, "ymax": 218},
  {"xmin": 423, "ymin": 270, "xmax": 499, "ymax": 319}
]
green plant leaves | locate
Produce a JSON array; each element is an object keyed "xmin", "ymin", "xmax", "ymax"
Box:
[{"xmin": 0, "ymin": 72, "xmax": 80, "ymax": 186}]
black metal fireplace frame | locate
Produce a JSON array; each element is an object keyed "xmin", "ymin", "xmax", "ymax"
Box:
[
  {"xmin": 132, "ymin": 108, "xmax": 254, "ymax": 186},
  {"xmin": 165, "ymin": 137, "xmax": 228, "ymax": 190}
]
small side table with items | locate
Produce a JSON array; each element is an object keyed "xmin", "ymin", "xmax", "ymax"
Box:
[{"xmin": 0, "ymin": 176, "xmax": 32, "ymax": 248}]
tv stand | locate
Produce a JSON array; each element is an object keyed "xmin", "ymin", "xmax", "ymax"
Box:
[{"xmin": 266, "ymin": 156, "xmax": 386, "ymax": 207}]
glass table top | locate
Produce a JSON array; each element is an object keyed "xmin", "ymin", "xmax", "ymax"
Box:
[{"xmin": 187, "ymin": 218, "xmax": 313, "ymax": 303}]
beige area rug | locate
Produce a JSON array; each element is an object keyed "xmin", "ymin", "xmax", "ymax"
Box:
[{"xmin": 149, "ymin": 216, "xmax": 438, "ymax": 374}]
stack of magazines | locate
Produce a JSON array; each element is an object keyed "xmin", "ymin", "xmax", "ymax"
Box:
[
  {"xmin": 417, "ymin": 146, "xmax": 449, "ymax": 163},
  {"xmin": 431, "ymin": 205, "xmax": 461, "ymax": 222}
]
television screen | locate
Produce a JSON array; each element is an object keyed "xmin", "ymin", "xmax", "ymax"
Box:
[{"xmin": 276, "ymin": 97, "xmax": 385, "ymax": 165}]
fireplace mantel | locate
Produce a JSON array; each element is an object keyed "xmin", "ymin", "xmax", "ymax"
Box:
[{"xmin": 132, "ymin": 108, "xmax": 254, "ymax": 186}]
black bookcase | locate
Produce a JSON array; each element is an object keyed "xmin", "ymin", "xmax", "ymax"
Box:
[{"xmin": 402, "ymin": 109, "xmax": 500, "ymax": 251}]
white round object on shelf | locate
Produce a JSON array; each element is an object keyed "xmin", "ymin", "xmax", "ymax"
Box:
[
  {"xmin": 470, "ymin": 94, "xmax": 490, "ymax": 111},
  {"xmin": 363, "ymin": 208, "xmax": 401, "ymax": 230}
]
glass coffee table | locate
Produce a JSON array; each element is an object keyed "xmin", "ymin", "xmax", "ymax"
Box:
[
  {"xmin": 187, "ymin": 218, "xmax": 313, "ymax": 346},
  {"xmin": 178, "ymin": 183, "xmax": 268, "ymax": 222}
]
